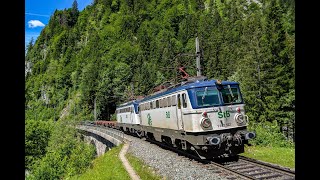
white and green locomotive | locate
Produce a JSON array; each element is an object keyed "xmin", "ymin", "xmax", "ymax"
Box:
[{"xmin": 116, "ymin": 78, "xmax": 256, "ymax": 159}]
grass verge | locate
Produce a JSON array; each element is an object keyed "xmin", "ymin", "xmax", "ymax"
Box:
[
  {"xmin": 241, "ymin": 145, "xmax": 295, "ymax": 169},
  {"xmin": 71, "ymin": 142, "xmax": 294, "ymax": 180},
  {"xmin": 126, "ymin": 153, "xmax": 163, "ymax": 180},
  {"xmin": 71, "ymin": 144, "xmax": 131, "ymax": 180}
]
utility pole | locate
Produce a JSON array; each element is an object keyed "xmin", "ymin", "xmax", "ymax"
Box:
[
  {"xmin": 53, "ymin": 105, "xmax": 55, "ymax": 121},
  {"xmin": 196, "ymin": 37, "xmax": 201, "ymax": 76},
  {"xmin": 131, "ymin": 82, "xmax": 134, "ymax": 100},
  {"xmin": 94, "ymin": 97, "xmax": 97, "ymax": 121},
  {"xmin": 74, "ymin": 85, "xmax": 76, "ymax": 116},
  {"xmin": 258, "ymin": 58, "xmax": 261, "ymax": 98}
]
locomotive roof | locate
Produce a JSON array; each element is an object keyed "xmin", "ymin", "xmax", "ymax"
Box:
[
  {"xmin": 117, "ymin": 100, "xmax": 140, "ymax": 109},
  {"xmin": 139, "ymin": 79, "xmax": 239, "ymax": 103}
]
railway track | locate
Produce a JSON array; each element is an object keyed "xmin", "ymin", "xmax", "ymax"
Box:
[
  {"xmin": 209, "ymin": 156, "xmax": 295, "ymax": 180},
  {"xmin": 141, "ymin": 135, "xmax": 295, "ymax": 180},
  {"xmin": 94, "ymin": 126, "xmax": 295, "ymax": 180}
]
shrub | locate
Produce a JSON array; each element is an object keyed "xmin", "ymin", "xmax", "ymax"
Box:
[
  {"xmin": 28, "ymin": 120, "xmax": 96, "ymax": 179},
  {"xmin": 248, "ymin": 121, "xmax": 294, "ymax": 148},
  {"xmin": 25, "ymin": 119, "xmax": 54, "ymax": 170}
]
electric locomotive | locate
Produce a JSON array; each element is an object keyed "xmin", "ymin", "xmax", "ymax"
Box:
[
  {"xmin": 116, "ymin": 77, "xmax": 255, "ymax": 159},
  {"xmin": 116, "ymin": 100, "xmax": 141, "ymax": 135}
]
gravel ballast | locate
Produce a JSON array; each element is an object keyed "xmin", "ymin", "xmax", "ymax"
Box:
[{"xmin": 125, "ymin": 135, "xmax": 229, "ymax": 180}]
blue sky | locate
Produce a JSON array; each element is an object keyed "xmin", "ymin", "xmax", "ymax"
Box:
[{"xmin": 25, "ymin": 0, "xmax": 93, "ymax": 48}]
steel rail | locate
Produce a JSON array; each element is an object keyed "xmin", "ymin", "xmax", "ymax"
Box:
[{"xmin": 239, "ymin": 155, "xmax": 295, "ymax": 175}]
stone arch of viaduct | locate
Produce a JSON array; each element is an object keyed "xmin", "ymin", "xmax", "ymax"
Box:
[{"xmin": 77, "ymin": 126, "xmax": 124, "ymax": 157}]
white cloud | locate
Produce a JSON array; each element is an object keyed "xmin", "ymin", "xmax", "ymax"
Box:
[{"xmin": 28, "ymin": 20, "xmax": 45, "ymax": 28}]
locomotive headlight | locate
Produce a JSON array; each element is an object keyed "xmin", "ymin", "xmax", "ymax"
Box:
[
  {"xmin": 207, "ymin": 136, "xmax": 221, "ymax": 145},
  {"xmin": 245, "ymin": 132, "xmax": 256, "ymax": 140},
  {"xmin": 234, "ymin": 113, "xmax": 245, "ymax": 125},
  {"xmin": 201, "ymin": 118, "xmax": 212, "ymax": 128}
]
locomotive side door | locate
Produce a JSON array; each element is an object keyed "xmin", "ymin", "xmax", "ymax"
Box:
[
  {"xmin": 130, "ymin": 106, "xmax": 133, "ymax": 123},
  {"xmin": 137, "ymin": 104, "xmax": 142, "ymax": 124},
  {"xmin": 176, "ymin": 94, "xmax": 184, "ymax": 130}
]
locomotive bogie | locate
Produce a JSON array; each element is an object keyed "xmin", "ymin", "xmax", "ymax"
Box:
[{"xmin": 113, "ymin": 123, "xmax": 254, "ymax": 158}]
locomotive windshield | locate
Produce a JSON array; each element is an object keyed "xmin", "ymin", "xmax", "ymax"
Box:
[
  {"xmin": 196, "ymin": 89, "xmax": 220, "ymax": 107},
  {"xmin": 220, "ymin": 85, "xmax": 242, "ymax": 104}
]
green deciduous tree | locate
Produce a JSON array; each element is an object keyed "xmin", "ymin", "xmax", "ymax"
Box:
[{"xmin": 25, "ymin": 120, "xmax": 54, "ymax": 170}]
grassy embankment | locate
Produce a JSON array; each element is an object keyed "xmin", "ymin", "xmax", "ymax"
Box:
[
  {"xmin": 241, "ymin": 145, "xmax": 295, "ymax": 169},
  {"xmin": 72, "ymin": 144, "xmax": 162, "ymax": 180},
  {"xmin": 73, "ymin": 141, "xmax": 294, "ymax": 179},
  {"xmin": 126, "ymin": 153, "xmax": 163, "ymax": 180}
]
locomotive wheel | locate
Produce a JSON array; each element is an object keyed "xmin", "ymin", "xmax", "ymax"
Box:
[
  {"xmin": 175, "ymin": 139, "xmax": 182, "ymax": 149},
  {"xmin": 227, "ymin": 155, "xmax": 239, "ymax": 162}
]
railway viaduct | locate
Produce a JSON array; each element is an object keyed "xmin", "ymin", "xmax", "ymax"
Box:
[
  {"xmin": 76, "ymin": 125, "xmax": 124, "ymax": 156},
  {"xmin": 77, "ymin": 124, "xmax": 141, "ymax": 180}
]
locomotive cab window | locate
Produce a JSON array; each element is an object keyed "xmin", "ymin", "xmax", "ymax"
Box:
[
  {"xmin": 171, "ymin": 95, "xmax": 176, "ymax": 106},
  {"xmin": 196, "ymin": 88, "xmax": 220, "ymax": 107},
  {"xmin": 220, "ymin": 85, "xmax": 242, "ymax": 104},
  {"xmin": 167, "ymin": 97, "xmax": 171, "ymax": 107},
  {"xmin": 182, "ymin": 93, "xmax": 187, "ymax": 108}
]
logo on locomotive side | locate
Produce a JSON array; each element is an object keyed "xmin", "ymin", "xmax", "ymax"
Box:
[
  {"xmin": 218, "ymin": 111, "xmax": 230, "ymax": 118},
  {"xmin": 165, "ymin": 111, "xmax": 170, "ymax": 118},
  {"xmin": 147, "ymin": 113, "xmax": 152, "ymax": 125}
]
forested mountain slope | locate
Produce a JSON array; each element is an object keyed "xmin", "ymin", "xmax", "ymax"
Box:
[
  {"xmin": 26, "ymin": 0, "xmax": 294, "ymax": 123},
  {"xmin": 25, "ymin": 0, "xmax": 294, "ymax": 174}
]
